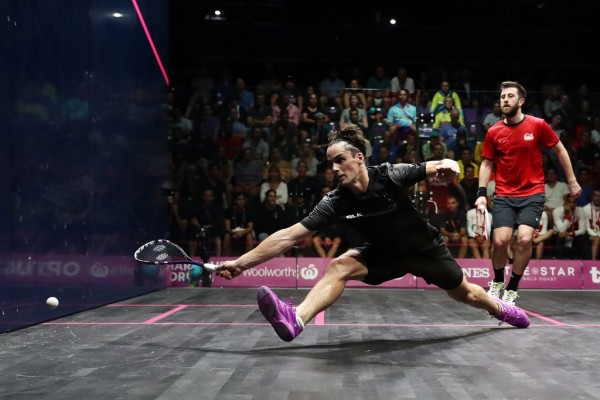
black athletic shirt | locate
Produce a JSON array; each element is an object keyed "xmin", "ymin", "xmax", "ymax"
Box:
[{"xmin": 301, "ymin": 162, "xmax": 441, "ymax": 251}]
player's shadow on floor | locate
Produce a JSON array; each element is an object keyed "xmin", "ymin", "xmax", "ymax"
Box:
[{"xmin": 174, "ymin": 327, "xmax": 499, "ymax": 361}]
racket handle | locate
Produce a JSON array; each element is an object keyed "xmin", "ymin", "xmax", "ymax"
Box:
[{"xmin": 202, "ymin": 263, "xmax": 218, "ymax": 272}]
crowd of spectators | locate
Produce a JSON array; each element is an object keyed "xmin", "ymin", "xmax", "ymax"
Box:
[{"xmin": 166, "ymin": 63, "xmax": 600, "ymax": 262}]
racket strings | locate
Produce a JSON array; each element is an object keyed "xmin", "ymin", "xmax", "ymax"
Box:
[{"xmin": 136, "ymin": 240, "xmax": 192, "ymax": 264}]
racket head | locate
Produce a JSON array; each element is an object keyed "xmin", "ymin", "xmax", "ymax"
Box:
[{"xmin": 134, "ymin": 239, "xmax": 200, "ymax": 266}]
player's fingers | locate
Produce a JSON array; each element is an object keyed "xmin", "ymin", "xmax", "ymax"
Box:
[{"xmin": 218, "ymin": 270, "xmax": 232, "ymax": 280}]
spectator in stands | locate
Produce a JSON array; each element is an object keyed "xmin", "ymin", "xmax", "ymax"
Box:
[
  {"xmin": 223, "ymin": 192, "xmax": 256, "ymax": 256},
  {"xmin": 271, "ymin": 75, "xmax": 304, "ymax": 114},
  {"xmin": 209, "ymin": 145, "xmax": 234, "ymax": 185},
  {"xmin": 532, "ymin": 207, "xmax": 554, "ymax": 260},
  {"xmin": 233, "ymin": 77, "xmax": 255, "ymax": 114},
  {"xmin": 390, "ymin": 66, "xmax": 415, "ymax": 97},
  {"xmin": 430, "ymin": 80, "xmax": 462, "ymax": 116},
  {"xmin": 433, "ymin": 96, "xmax": 465, "ymax": 130},
  {"xmin": 319, "ymin": 67, "xmax": 346, "ymax": 110},
  {"xmin": 482, "ymin": 101, "xmax": 502, "ymax": 133},
  {"xmin": 188, "ymin": 187, "xmax": 224, "ymax": 258},
  {"xmin": 171, "ymin": 107, "xmax": 193, "ymax": 136},
  {"xmin": 259, "ymin": 164, "xmax": 288, "ymax": 206},
  {"xmin": 460, "ymin": 164, "xmax": 479, "ymax": 209},
  {"xmin": 342, "ymin": 78, "xmax": 368, "ymax": 110},
  {"xmin": 339, "ymin": 93, "xmax": 368, "ymax": 130},
  {"xmin": 577, "ymin": 129, "xmax": 600, "ymax": 170},
  {"xmin": 366, "ymin": 64, "xmax": 391, "ymax": 97},
  {"xmin": 403, "ymin": 148, "xmax": 420, "ymax": 164},
  {"xmin": 422, "ymin": 132, "xmax": 448, "ymax": 161},
  {"xmin": 217, "ymin": 105, "xmax": 247, "ymax": 158},
  {"xmin": 397, "ymin": 130, "xmax": 419, "ymax": 162},
  {"xmin": 466, "ymin": 197, "xmax": 492, "ymax": 259},
  {"xmin": 312, "ymin": 224, "xmax": 343, "ymax": 258},
  {"xmin": 386, "ymin": 89, "xmax": 417, "ymax": 140},
  {"xmin": 438, "ymin": 195, "xmax": 468, "ymax": 258},
  {"xmin": 271, "ymin": 123, "xmax": 298, "ymax": 161},
  {"xmin": 196, "ymin": 103, "xmax": 220, "ymax": 141},
  {"xmin": 301, "ymin": 93, "xmax": 330, "ymax": 135},
  {"xmin": 574, "ymin": 99, "xmax": 596, "ymax": 129},
  {"xmin": 281, "ymin": 191, "xmax": 314, "ymax": 256},
  {"xmin": 583, "ymin": 188, "xmax": 600, "ymax": 260},
  {"xmin": 554, "ymin": 93, "xmax": 576, "ymax": 132},
  {"xmin": 366, "ymin": 89, "xmax": 390, "ymax": 128},
  {"xmin": 245, "ymin": 93, "xmax": 273, "ymax": 139},
  {"xmin": 575, "ymin": 167, "xmax": 594, "ymax": 208},
  {"xmin": 315, "ymin": 165, "xmax": 338, "ymax": 194},
  {"xmin": 439, "ymin": 108, "xmax": 468, "ymax": 150},
  {"xmin": 457, "ymin": 147, "xmax": 479, "ymax": 181},
  {"xmin": 553, "ymin": 194, "xmax": 586, "ymax": 259},
  {"xmin": 254, "ymin": 189, "xmax": 286, "ymax": 243},
  {"xmin": 288, "ymin": 159, "xmax": 318, "ymax": 207},
  {"xmin": 243, "ymin": 127, "xmax": 270, "ymax": 162},
  {"xmin": 263, "ymin": 146, "xmax": 292, "ymax": 183},
  {"xmin": 291, "ymin": 140, "xmax": 319, "ymax": 178},
  {"xmin": 201, "ymin": 161, "xmax": 230, "ymax": 209},
  {"xmin": 543, "ymin": 84, "xmax": 563, "ymax": 121},
  {"xmin": 211, "ymin": 66, "xmax": 234, "ymax": 115},
  {"xmin": 371, "ymin": 129, "xmax": 399, "ymax": 165},
  {"xmin": 232, "ymin": 147, "xmax": 263, "ymax": 199},
  {"xmin": 273, "ymin": 94, "xmax": 300, "ymax": 126},
  {"xmin": 545, "ymin": 166, "xmax": 571, "ymax": 229}
]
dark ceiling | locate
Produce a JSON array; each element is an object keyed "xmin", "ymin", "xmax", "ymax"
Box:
[{"xmin": 168, "ymin": 1, "xmax": 597, "ymax": 88}]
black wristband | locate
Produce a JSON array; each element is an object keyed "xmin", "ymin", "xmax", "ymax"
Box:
[{"xmin": 477, "ymin": 187, "xmax": 487, "ymax": 198}]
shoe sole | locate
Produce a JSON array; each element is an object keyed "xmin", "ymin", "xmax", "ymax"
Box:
[{"xmin": 257, "ymin": 286, "xmax": 295, "ymax": 342}]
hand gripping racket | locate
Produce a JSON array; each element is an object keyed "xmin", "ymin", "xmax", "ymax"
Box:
[{"xmin": 134, "ymin": 239, "xmax": 218, "ymax": 272}]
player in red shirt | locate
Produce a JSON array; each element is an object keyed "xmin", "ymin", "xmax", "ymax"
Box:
[{"xmin": 476, "ymin": 81, "xmax": 581, "ymax": 305}]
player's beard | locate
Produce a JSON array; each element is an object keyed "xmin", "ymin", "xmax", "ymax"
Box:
[{"xmin": 502, "ymin": 103, "xmax": 519, "ymax": 118}]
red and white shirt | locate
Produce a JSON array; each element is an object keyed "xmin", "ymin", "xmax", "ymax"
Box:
[{"xmin": 482, "ymin": 115, "xmax": 559, "ymax": 197}]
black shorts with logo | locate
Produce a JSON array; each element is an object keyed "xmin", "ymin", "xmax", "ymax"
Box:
[
  {"xmin": 492, "ymin": 193, "xmax": 546, "ymax": 230},
  {"xmin": 356, "ymin": 238, "xmax": 464, "ymax": 290}
]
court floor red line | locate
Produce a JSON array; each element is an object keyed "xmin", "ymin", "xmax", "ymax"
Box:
[
  {"xmin": 41, "ymin": 321, "xmax": 600, "ymax": 327},
  {"xmin": 107, "ymin": 304, "xmax": 256, "ymax": 307},
  {"xmin": 523, "ymin": 309, "xmax": 569, "ymax": 326},
  {"xmin": 143, "ymin": 304, "xmax": 188, "ymax": 324}
]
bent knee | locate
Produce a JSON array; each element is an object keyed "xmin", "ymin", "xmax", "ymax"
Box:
[{"xmin": 325, "ymin": 256, "xmax": 366, "ymax": 280}]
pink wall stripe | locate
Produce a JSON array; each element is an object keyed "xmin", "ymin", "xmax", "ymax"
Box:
[{"xmin": 131, "ymin": 0, "xmax": 169, "ymax": 86}]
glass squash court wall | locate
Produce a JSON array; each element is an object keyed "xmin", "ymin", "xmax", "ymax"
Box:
[{"xmin": 0, "ymin": 0, "xmax": 170, "ymax": 333}]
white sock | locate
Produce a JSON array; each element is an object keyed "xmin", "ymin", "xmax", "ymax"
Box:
[{"xmin": 295, "ymin": 313, "xmax": 305, "ymax": 330}]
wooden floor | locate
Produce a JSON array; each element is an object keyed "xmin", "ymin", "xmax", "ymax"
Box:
[{"xmin": 1, "ymin": 287, "xmax": 599, "ymax": 400}]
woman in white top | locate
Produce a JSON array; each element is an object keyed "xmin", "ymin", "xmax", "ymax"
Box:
[{"xmin": 260, "ymin": 165, "xmax": 288, "ymax": 205}]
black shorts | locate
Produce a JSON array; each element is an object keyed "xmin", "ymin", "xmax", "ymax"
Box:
[
  {"xmin": 356, "ymin": 239, "xmax": 464, "ymax": 290},
  {"xmin": 492, "ymin": 193, "xmax": 545, "ymax": 230}
]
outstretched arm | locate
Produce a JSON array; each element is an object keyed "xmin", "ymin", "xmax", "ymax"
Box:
[{"xmin": 217, "ymin": 222, "xmax": 315, "ymax": 279}]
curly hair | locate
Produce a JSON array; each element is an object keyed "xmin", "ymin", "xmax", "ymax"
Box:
[{"xmin": 327, "ymin": 123, "xmax": 367, "ymax": 156}]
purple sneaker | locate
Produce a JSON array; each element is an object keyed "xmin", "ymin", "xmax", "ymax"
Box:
[
  {"xmin": 494, "ymin": 297, "xmax": 530, "ymax": 328},
  {"xmin": 257, "ymin": 286, "xmax": 303, "ymax": 342}
]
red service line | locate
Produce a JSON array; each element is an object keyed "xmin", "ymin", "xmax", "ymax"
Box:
[{"xmin": 143, "ymin": 304, "xmax": 188, "ymax": 324}]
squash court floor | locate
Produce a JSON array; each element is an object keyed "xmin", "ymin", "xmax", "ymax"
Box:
[{"xmin": 1, "ymin": 288, "xmax": 599, "ymax": 400}]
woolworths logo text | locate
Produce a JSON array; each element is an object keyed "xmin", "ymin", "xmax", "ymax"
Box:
[{"xmin": 242, "ymin": 265, "xmax": 319, "ymax": 280}]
